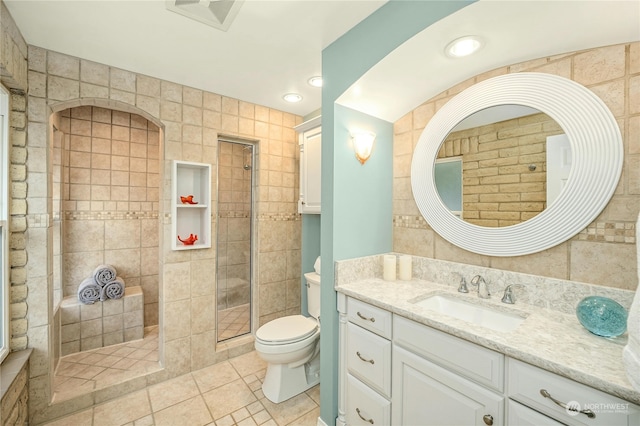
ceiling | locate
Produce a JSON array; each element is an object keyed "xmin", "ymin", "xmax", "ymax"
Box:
[
  {"xmin": 3, "ymin": 0, "xmax": 387, "ymax": 117},
  {"xmin": 337, "ymin": 0, "xmax": 640, "ymax": 122},
  {"xmin": 4, "ymin": 1, "xmax": 640, "ymax": 121}
]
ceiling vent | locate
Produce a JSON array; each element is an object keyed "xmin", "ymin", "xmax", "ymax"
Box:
[{"xmin": 166, "ymin": 0, "xmax": 244, "ymax": 31}]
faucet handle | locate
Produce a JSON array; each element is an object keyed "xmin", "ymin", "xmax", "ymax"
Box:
[
  {"xmin": 458, "ymin": 277, "xmax": 469, "ymax": 293},
  {"xmin": 501, "ymin": 284, "xmax": 524, "ymax": 304}
]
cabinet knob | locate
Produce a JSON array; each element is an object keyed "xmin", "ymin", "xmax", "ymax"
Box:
[
  {"xmin": 356, "ymin": 408, "xmax": 374, "ymax": 424},
  {"xmin": 482, "ymin": 414, "xmax": 493, "ymax": 425}
]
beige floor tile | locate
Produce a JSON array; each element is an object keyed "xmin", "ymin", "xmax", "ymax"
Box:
[
  {"xmin": 153, "ymin": 395, "xmax": 213, "ymax": 426},
  {"xmin": 42, "ymin": 408, "xmax": 93, "ymax": 425},
  {"xmin": 75, "ymin": 364, "xmax": 107, "ymax": 380},
  {"xmin": 93, "ymin": 389, "xmax": 151, "ymax": 426},
  {"xmin": 57, "ymin": 361, "xmax": 92, "ymax": 377},
  {"xmin": 229, "ymin": 351, "xmax": 266, "ymax": 377},
  {"xmin": 246, "ymin": 401, "xmax": 264, "ymax": 415},
  {"xmin": 304, "ymin": 385, "xmax": 320, "ymax": 405},
  {"xmin": 261, "ymin": 392, "xmax": 317, "ymax": 426},
  {"xmin": 193, "ymin": 361, "xmax": 241, "ymax": 393},
  {"xmin": 251, "ymin": 409, "xmax": 272, "ymax": 425},
  {"xmin": 285, "ymin": 406, "xmax": 320, "ymax": 426},
  {"xmin": 232, "ymin": 407, "xmax": 250, "ymax": 422},
  {"xmin": 148, "ymin": 373, "xmax": 200, "ymax": 412},
  {"xmin": 134, "ymin": 415, "xmax": 154, "ymax": 426},
  {"xmin": 215, "ymin": 415, "xmax": 235, "ymax": 426},
  {"xmin": 202, "ymin": 379, "xmax": 257, "ymax": 420},
  {"xmin": 237, "ymin": 417, "xmax": 258, "ymax": 426}
]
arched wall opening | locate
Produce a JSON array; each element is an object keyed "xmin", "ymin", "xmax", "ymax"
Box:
[{"xmin": 48, "ymin": 98, "xmax": 164, "ymax": 401}]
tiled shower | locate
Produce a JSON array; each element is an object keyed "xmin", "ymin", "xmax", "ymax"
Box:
[
  {"xmin": 216, "ymin": 140, "xmax": 253, "ymax": 341},
  {"xmin": 53, "ymin": 106, "xmax": 160, "ymax": 356}
]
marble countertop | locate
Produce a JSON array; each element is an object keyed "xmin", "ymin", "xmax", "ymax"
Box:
[{"xmin": 336, "ymin": 277, "xmax": 640, "ymax": 405}]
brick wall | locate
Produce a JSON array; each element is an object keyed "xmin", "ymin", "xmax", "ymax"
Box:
[{"xmin": 438, "ymin": 112, "xmax": 561, "ymax": 226}]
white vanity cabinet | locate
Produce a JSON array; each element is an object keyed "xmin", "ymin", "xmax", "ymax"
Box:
[
  {"xmin": 392, "ymin": 315, "xmax": 505, "ymax": 426},
  {"xmin": 507, "ymin": 358, "xmax": 640, "ymax": 426},
  {"xmin": 341, "ymin": 297, "xmax": 392, "ymax": 426},
  {"xmin": 337, "ymin": 293, "xmax": 639, "ymax": 426},
  {"xmin": 295, "ymin": 117, "xmax": 321, "ymax": 214}
]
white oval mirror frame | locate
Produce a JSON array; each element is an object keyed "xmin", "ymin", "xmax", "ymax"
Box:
[{"xmin": 411, "ymin": 73, "xmax": 623, "ymax": 257}]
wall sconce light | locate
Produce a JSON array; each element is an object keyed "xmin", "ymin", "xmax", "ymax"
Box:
[{"xmin": 351, "ymin": 131, "xmax": 376, "ymax": 165}]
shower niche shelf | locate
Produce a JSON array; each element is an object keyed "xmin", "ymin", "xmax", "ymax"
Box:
[{"xmin": 172, "ymin": 160, "xmax": 211, "ymax": 250}]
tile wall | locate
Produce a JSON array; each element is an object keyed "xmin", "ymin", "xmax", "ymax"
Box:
[
  {"xmin": 393, "ymin": 42, "xmax": 640, "ymax": 291},
  {"xmin": 56, "ymin": 106, "xmax": 160, "ymax": 327},
  {"xmin": 11, "ymin": 40, "xmax": 303, "ymax": 423}
]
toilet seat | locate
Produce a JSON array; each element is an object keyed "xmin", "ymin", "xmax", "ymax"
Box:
[{"xmin": 256, "ymin": 315, "xmax": 318, "ymax": 345}]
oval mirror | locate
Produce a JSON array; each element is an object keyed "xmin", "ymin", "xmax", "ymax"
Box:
[
  {"xmin": 434, "ymin": 105, "xmax": 567, "ymax": 227},
  {"xmin": 411, "ymin": 73, "xmax": 623, "ymax": 257}
]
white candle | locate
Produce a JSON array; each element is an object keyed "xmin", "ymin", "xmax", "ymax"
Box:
[
  {"xmin": 399, "ymin": 255, "xmax": 412, "ymax": 281},
  {"xmin": 383, "ymin": 255, "xmax": 396, "ymax": 281}
]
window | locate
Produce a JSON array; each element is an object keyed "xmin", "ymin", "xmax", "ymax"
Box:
[{"xmin": 0, "ymin": 85, "xmax": 9, "ymax": 363}]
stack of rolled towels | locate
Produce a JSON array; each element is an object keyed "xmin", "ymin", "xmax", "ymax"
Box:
[{"xmin": 77, "ymin": 264, "xmax": 126, "ymax": 304}]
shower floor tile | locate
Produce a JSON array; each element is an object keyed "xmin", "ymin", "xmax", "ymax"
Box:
[
  {"xmin": 218, "ymin": 304, "xmax": 251, "ymax": 341},
  {"xmin": 45, "ymin": 350, "xmax": 320, "ymax": 426},
  {"xmin": 53, "ymin": 326, "xmax": 161, "ymax": 403}
]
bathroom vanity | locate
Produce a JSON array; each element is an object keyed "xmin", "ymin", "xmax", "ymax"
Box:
[{"xmin": 335, "ymin": 255, "xmax": 640, "ymax": 426}]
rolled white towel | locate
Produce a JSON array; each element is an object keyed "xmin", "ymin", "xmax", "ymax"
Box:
[
  {"xmin": 77, "ymin": 277, "xmax": 101, "ymax": 304},
  {"xmin": 93, "ymin": 264, "xmax": 117, "ymax": 287},
  {"xmin": 101, "ymin": 276, "xmax": 125, "ymax": 301}
]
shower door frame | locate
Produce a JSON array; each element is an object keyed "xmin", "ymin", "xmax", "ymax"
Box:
[{"xmin": 215, "ymin": 137, "xmax": 257, "ymax": 343}]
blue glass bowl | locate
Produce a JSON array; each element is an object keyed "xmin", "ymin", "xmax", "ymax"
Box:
[{"xmin": 576, "ymin": 296, "xmax": 628, "ymax": 338}]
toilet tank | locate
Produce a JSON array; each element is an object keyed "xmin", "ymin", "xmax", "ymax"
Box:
[{"xmin": 304, "ymin": 272, "xmax": 321, "ymax": 320}]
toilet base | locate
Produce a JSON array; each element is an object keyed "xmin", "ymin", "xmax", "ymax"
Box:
[{"xmin": 262, "ymin": 354, "xmax": 320, "ymax": 403}]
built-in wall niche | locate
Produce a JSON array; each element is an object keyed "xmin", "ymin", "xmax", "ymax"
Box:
[{"xmin": 172, "ymin": 160, "xmax": 212, "ymax": 250}]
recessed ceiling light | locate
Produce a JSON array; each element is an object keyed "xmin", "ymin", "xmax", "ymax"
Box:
[
  {"xmin": 283, "ymin": 93, "xmax": 303, "ymax": 103},
  {"xmin": 308, "ymin": 76, "xmax": 323, "ymax": 88},
  {"xmin": 445, "ymin": 36, "xmax": 483, "ymax": 58}
]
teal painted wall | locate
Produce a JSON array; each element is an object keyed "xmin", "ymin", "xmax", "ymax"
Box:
[
  {"xmin": 317, "ymin": 1, "xmax": 475, "ymax": 423},
  {"xmin": 301, "ymin": 214, "xmax": 321, "ymax": 315},
  {"xmin": 332, "ymin": 104, "xmax": 393, "ymax": 260}
]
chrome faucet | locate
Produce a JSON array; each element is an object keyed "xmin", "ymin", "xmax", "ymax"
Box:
[
  {"xmin": 457, "ymin": 276, "xmax": 469, "ymax": 293},
  {"xmin": 470, "ymin": 275, "xmax": 490, "ymax": 299},
  {"xmin": 501, "ymin": 284, "xmax": 523, "ymax": 304}
]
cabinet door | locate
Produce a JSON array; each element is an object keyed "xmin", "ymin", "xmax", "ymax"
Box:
[
  {"xmin": 392, "ymin": 345, "xmax": 504, "ymax": 426},
  {"xmin": 298, "ymin": 126, "xmax": 321, "ymax": 214}
]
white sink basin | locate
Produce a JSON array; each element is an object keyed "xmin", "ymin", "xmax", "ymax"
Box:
[{"xmin": 414, "ymin": 295, "xmax": 526, "ymax": 332}]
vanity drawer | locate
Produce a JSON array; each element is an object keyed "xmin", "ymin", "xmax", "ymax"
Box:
[
  {"xmin": 508, "ymin": 400, "xmax": 564, "ymax": 425},
  {"xmin": 347, "ymin": 373, "xmax": 391, "ymax": 426},
  {"xmin": 393, "ymin": 315, "xmax": 504, "ymax": 392},
  {"xmin": 347, "ymin": 297, "xmax": 392, "ymax": 338},
  {"xmin": 347, "ymin": 322, "xmax": 392, "ymax": 397},
  {"xmin": 507, "ymin": 358, "xmax": 640, "ymax": 426}
]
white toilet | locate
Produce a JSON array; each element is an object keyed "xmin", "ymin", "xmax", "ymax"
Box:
[{"xmin": 255, "ymin": 271, "xmax": 321, "ymax": 403}]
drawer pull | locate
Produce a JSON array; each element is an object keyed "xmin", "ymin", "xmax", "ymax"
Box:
[
  {"xmin": 356, "ymin": 351, "xmax": 375, "ymax": 364},
  {"xmin": 483, "ymin": 414, "xmax": 493, "ymax": 425},
  {"xmin": 357, "ymin": 311, "xmax": 376, "ymax": 322},
  {"xmin": 540, "ymin": 389, "xmax": 596, "ymax": 419},
  {"xmin": 356, "ymin": 408, "xmax": 374, "ymax": 424}
]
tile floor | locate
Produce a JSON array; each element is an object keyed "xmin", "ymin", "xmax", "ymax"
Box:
[
  {"xmin": 218, "ymin": 304, "xmax": 251, "ymax": 341},
  {"xmin": 46, "ymin": 350, "xmax": 320, "ymax": 426},
  {"xmin": 53, "ymin": 327, "xmax": 162, "ymax": 402}
]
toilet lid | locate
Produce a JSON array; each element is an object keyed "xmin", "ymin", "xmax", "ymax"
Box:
[{"xmin": 256, "ymin": 315, "xmax": 318, "ymax": 344}]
